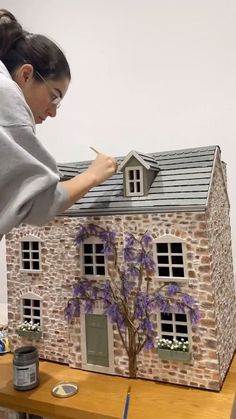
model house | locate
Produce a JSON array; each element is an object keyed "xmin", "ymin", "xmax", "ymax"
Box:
[{"xmin": 5, "ymin": 145, "xmax": 236, "ymax": 391}]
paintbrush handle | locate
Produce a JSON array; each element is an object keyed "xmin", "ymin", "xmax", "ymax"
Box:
[
  {"xmin": 89, "ymin": 146, "xmax": 99, "ymax": 154},
  {"xmin": 123, "ymin": 393, "xmax": 130, "ymax": 419}
]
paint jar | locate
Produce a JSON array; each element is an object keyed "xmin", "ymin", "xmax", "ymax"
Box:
[{"xmin": 13, "ymin": 346, "xmax": 39, "ymax": 390}]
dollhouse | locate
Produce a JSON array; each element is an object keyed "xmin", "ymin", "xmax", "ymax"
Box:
[{"xmin": 5, "ymin": 145, "xmax": 236, "ymax": 391}]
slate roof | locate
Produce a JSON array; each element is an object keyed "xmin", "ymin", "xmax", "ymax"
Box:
[{"xmin": 58, "ymin": 145, "xmax": 219, "ymax": 217}]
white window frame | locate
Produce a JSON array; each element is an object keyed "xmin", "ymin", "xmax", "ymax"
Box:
[
  {"xmin": 81, "ymin": 237, "xmax": 107, "ymax": 277},
  {"xmin": 20, "ymin": 235, "xmax": 42, "ymax": 273},
  {"xmin": 154, "ymin": 235, "xmax": 188, "ymax": 282},
  {"xmin": 125, "ymin": 166, "xmax": 144, "ymax": 196},
  {"xmin": 21, "ymin": 292, "xmax": 42, "ymax": 327},
  {"xmin": 158, "ymin": 311, "xmax": 191, "ymax": 345},
  {"xmin": 80, "ymin": 302, "xmax": 114, "ymax": 374}
]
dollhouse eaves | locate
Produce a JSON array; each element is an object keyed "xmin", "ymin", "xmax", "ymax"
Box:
[{"xmin": 58, "ymin": 145, "xmax": 221, "ymax": 216}]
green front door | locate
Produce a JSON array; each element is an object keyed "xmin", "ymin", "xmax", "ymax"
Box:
[{"xmin": 85, "ymin": 314, "xmax": 109, "ymax": 367}]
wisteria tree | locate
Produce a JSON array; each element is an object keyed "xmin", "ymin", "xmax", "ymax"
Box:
[{"xmin": 65, "ymin": 224, "xmax": 200, "ymax": 378}]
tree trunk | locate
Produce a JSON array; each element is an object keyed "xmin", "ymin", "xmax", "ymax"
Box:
[{"xmin": 127, "ymin": 327, "xmax": 137, "ymax": 378}]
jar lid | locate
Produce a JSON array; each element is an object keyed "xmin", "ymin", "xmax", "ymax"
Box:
[{"xmin": 51, "ymin": 382, "xmax": 79, "ymax": 398}]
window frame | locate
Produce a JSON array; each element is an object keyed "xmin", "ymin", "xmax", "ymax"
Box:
[
  {"xmin": 81, "ymin": 237, "xmax": 108, "ymax": 278},
  {"xmin": 125, "ymin": 166, "xmax": 144, "ymax": 196},
  {"xmin": 21, "ymin": 292, "xmax": 42, "ymax": 327},
  {"xmin": 158, "ymin": 311, "xmax": 191, "ymax": 345},
  {"xmin": 153, "ymin": 235, "xmax": 188, "ymax": 282},
  {"xmin": 19, "ymin": 236, "xmax": 42, "ymax": 273}
]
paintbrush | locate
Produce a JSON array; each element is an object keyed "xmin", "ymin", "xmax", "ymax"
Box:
[
  {"xmin": 123, "ymin": 385, "xmax": 131, "ymax": 419},
  {"xmin": 89, "ymin": 146, "xmax": 99, "ymax": 154}
]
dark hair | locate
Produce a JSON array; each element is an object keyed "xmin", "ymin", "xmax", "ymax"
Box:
[{"xmin": 0, "ymin": 9, "xmax": 71, "ymax": 81}]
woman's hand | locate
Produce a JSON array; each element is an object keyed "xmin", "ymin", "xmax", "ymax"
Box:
[{"xmin": 85, "ymin": 152, "xmax": 118, "ymax": 186}]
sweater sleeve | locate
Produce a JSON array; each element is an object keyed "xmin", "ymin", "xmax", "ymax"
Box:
[{"xmin": 0, "ymin": 125, "xmax": 70, "ymax": 235}]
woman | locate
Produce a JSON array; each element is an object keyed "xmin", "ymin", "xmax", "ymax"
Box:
[{"xmin": 0, "ymin": 9, "xmax": 117, "ymax": 237}]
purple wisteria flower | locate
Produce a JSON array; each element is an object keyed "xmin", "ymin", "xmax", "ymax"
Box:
[
  {"xmin": 124, "ymin": 247, "xmax": 136, "ymax": 263},
  {"xmin": 144, "ymin": 336, "xmax": 155, "ymax": 350},
  {"xmin": 141, "ymin": 232, "xmax": 153, "ymax": 248},
  {"xmin": 181, "ymin": 294, "xmax": 196, "ymax": 308},
  {"xmin": 189, "ymin": 307, "xmax": 201, "ymax": 325},
  {"xmin": 136, "ymin": 251, "xmax": 156, "ymax": 273},
  {"xmin": 167, "ymin": 282, "xmax": 181, "ymax": 296},
  {"xmin": 125, "ymin": 233, "xmax": 135, "ymax": 248}
]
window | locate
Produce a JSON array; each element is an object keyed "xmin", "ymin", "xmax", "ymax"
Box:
[
  {"xmin": 159, "ymin": 312, "xmax": 189, "ymax": 342},
  {"xmin": 22, "ymin": 298, "xmax": 41, "ymax": 325},
  {"xmin": 125, "ymin": 166, "xmax": 144, "ymax": 196},
  {"xmin": 20, "ymin": 240, "xmax": 41, "ymax": 271},
  {"xmin": 82, "ymin": 241, "xmax": 106, "ymax": 276},
  {"xmin": 155, "ymin": 242, "xmax": 185, "ymax": 279}
]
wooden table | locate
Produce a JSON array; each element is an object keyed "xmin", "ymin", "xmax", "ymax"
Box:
[{"xmin": 0, "ymin": 353, "xmax": 236, "ymax": 419}]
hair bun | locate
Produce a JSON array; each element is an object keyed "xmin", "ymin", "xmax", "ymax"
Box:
[{"xmin": 0, "ymin": 9, "xmax": 17, "ymax": 23}]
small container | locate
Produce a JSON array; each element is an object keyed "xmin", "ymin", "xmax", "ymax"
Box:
[{"xmin": 13, "ymin": 346, "xmax": 39, "ymax": 390}]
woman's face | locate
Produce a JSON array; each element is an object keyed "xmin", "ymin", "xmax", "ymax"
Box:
[{"xmin": 14, "ymin": 64, "xmax": 70, "ymax": 124}]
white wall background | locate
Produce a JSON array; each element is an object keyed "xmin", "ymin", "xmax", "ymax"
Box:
[{"xmin": 1, "ymin": 1, "xmax": 236, "ymax": 319}]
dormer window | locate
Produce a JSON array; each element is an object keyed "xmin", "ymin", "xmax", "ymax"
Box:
[
  {"xmin": 118, "ymin": 150, "xmax": 159, "ymax": 198},
  {"xmin": 125, "ymin": 166, "xmax": 144, "ymax": 196}
]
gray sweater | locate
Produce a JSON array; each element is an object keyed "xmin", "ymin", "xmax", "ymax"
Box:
[{"xmin": 0, "ymin": 60, "xmax": 69, "ymax": 236}]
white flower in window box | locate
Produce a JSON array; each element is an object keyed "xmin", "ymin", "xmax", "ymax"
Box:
[
  {"xmin": 16, "ymin": 321, "xmax": 42, "ymax": 340},
  {"xmin": 156, "ymin": 337, "xmax": 192, "ymax": 362}
]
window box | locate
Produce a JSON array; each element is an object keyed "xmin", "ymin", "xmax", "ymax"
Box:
[
  {"xmin": 17, "ymin": 330, "xmax": 42, "ymax": 340},
  {"xmin": 157, "ymin": 348, "xmax": 192, "ymax": 362}
]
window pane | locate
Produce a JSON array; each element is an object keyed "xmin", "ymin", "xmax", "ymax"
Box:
[
  {"xmin": 33, "ymin": 319, "xmax": 40, "ymax": 325},
  {"xmin": 161, "ymin": 313, "xmax": 172, "ymax": 321},
  {"xmin": 96, "ymin": 266, "xmax": 105, "ymax": 275},
  {"xmin": 162, "ymin": 335, "xmax": 173, "ymax": 340},
  {"xmin": 84, "ymin": 255, "xmax": 93, "ymax": 264},
  {"xmin": 84, "ymin": 244, "xmax": 93, "ymax": 254},
  {"xmin": 175, "ymin": 314, "xmax": 187, "ymax": 322},
  {"xmin": 24, "ymin": 308, "xmax": 31, "ymax": 316},
  {"xmin": 136, "ymin": 182, "xmax": 140, "ymax": 192},
  {"xmin": 176, "ymin": 336, "xmax": 188, "ymax": 342},
  {"xmin": 24, "ymin": 317, "xmax": 31, "ymax": 323},
  {"xmin": 172, "ymin": 267, "xmax": 184, "ymax": 277},
  {"xmin": 129, "ymin": 182, "xmax": 134, "ymax": 193},
  {"xmin": 32, "ymin": 252, "xmax": 39, "ymax": 260},
  {"xmin": 129, "ymin": 170, "xmax": 134, "ymax": 180},
  {"xmin": 23, "ymin": 261, "xmax": 30, "ymax": 269},
  {"xmin": 33, "ymin": 300, "xmax": 40, "ymax": 308},
  {"xmin": 23, "ymin": 299, "xmax": 31, "ymax": 307},
  {"xmin": 136, "ymin": 170, "xmax": 140, "ymax": 180},
  {"xmin": 96, "ymin": 256, "xmax": 105, "ymax": 264},
  {"xmin": 158, "ymin": 266, "xmax": 170, "ymax": 276},
  {"xmin": 161, "ymin": 323, "xmax": 173, "ymax": 332},
  {"xmin": 33, "ymin": 310, "xmax": 40, "ymax": 317},
  {"xmin": 171, "ymin": 243, "xmax": 182, "ymax": 253},
  {"xmin": 22, "ymin": 242, "xmax": 30, "ymax": 250},
  {"xmin": 22, "ymin": 252, "xmax": 30, "ymax": 259},
  {"xmin": 85, "ymin": 266, "xmax": 94, "ymax": 275},
  {"xmin": 157, "ymin": 243, "xmax": 168, "ymax": 253},
  {"xmin": 96, "ymin": 244, "xmax": 104, "ymax": 253},
  {"xmin": 176, "ymin": 325, "xmax": 188, "ymax": 334},
  {"xmin": 32, "ymin": 261, "xmax": 40, "ymax": 270},
  {"xmin": 171, "ymin": 255, "xmax": 183, "ymax": 265},
  {"xmin": 157, "ymin": 255, "xmax": 169, "ymax": 264},
  {"xmin": 32, "ymin": 242, "xmax": 39, "ymax": 250}
]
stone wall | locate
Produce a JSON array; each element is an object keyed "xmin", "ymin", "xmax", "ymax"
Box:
[
  {"xmin": 206, "ymin": 153, "xmax": 236, "ymax": 385},
  {"xmin": 6, "ymin": 205, "xmax": 231, "ymax": 391}
]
